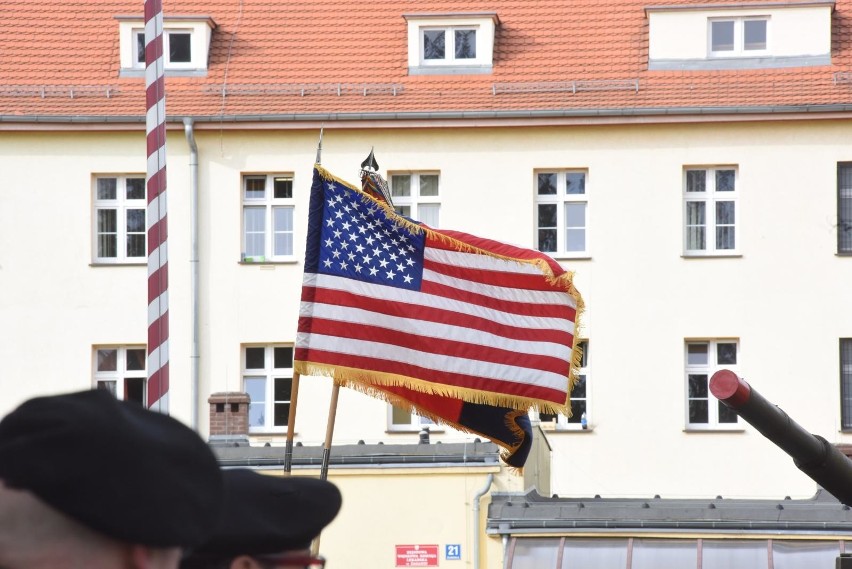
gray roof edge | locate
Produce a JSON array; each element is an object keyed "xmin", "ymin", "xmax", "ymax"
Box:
[{"xmin": 4, "ymin": 104, "xmax": 852, "ymax": 127}]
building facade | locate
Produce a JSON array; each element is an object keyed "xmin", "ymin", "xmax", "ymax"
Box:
[{"xmin": 3, "ymin": 0, "xmax": 852, "ymax": 566}]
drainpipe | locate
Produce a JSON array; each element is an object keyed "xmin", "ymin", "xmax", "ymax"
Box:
[
  {"xmin": 183, "ymin": 117, "xmax": 199, "ymax": 430},
  {"xmin": 472, "ymin": 473, "xmax": 494, "ymax": 569}
]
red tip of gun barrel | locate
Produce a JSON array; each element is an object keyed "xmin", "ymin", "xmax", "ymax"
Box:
[{"xmin": 710, "ymin": 369, "xmax": 751, "ymax": 408}]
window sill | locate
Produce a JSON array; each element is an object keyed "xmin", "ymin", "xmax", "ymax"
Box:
[
  {"xmin": 550, "ymin": 253, "xmax": 591, "ymax": 261},
  {"xmin": 89, "ymin": 261, "xmax": 146, "ymax": 267},
  {"xmin": 539, "ymin": 423, "xmax": 593, "ymax": 433},
  {"xmin": 408, "ymin": 65, "xmax": 492, "ymax": 76},
  {"xmin": 681, "ymin": 253, "xmax": 742, "ymax": 259},
  {"xmin": 386, "ymin": 427, "xmax": 445, "ymax": 434},
  {"xmin": 239, "ymin": 259, "xmax": 299, "ymax": 266},
  {"xmin": 684, "ymin": 425, "xmax": 745, "ymax": 433},
  {"xmin": 119, "ymin": 68, "xmax": 209, "ymax": 78}
]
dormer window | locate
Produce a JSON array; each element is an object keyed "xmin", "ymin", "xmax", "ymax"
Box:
[
  {"xmin": 646, "ymin": 1, "xmax": 832, "ymax": 70},
  {"xmin": 117, "ymin": 15, "xmax": 216, "ymax": 77},
  {"xmin": 709, "ymin": 17, "xmax": 768, "ymax": 56},
  {"xmin": 404, "ymin": 13, "xmax": 498, "ymax": 75}
]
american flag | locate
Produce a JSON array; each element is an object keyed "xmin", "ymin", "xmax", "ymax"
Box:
[{"xmin": 295, "ymin": 166, "xmax": 583, "ymax": 418}]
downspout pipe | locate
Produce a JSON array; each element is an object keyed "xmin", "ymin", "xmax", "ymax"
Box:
[
  {"xmin": 472, "ymin": 473, "xmax": 494, "ymax": 569},
  {"xmin": 183, "ymin": 117, "xmax": 199, "ymax": 430}
]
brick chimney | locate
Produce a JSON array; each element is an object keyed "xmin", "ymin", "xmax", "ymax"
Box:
[{"xmin": 208, "ymin": 392, "xmax": 250, "ymax": 446}]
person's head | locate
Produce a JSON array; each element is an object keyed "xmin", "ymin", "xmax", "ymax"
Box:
[
  {"xmin": 0, "ymin": 390, "xmax": 225, "ymax": 569},
  {"xmin": 181, "ymin": 469, "xmax": 342, "ymax": 569}
]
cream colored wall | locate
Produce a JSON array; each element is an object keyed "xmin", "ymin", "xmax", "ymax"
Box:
[
  {"xmin": 3, "ymin": 117, "xmax": 852, "ymax": 502},
  {"xmin": 648, "ymin": 6, "xmax": 831, "ymax": 60},
  {"xmin": 266, "ymin": 467, "xmax": 507, "ymax": 569}
]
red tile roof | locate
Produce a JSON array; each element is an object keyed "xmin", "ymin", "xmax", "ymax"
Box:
[{"xmin": 1, "ymin": 0, "xmax": 851, "ymax": 122}]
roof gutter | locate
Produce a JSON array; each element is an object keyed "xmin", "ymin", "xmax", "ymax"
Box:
[{"xmin": 4, "ymin": 104, "xmax": 852, "ymax": 128}]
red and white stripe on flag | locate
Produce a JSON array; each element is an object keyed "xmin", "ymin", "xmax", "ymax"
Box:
[
  {"xmin": 144, "ymin": 0, "xmax": 169, "ymax": 412},
  {"xmin": 295, "ymin": 168, "xmax": 584, "ymax": 414}
]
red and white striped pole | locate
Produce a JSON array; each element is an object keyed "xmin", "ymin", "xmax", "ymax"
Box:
[{"xmin": 145, "ymin": 0, "xmax": 169, "ymax": 413}]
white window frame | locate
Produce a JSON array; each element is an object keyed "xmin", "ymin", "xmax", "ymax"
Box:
[
  {"xmin": 241, "ymin": 174, "xmax": 296, "ymax": 263},
  {"xmin": 93, "ymin": 346, "xmax": 147, "ymax": 406},
  {"xmin": 404, "ymin": 14, "xmax": 498, "ymax": 72},
  {"xmin": 389, "ymin": 172, "xmax": 441, "ymax": 227},
  {"xmin": 117, "ymin": 17, "xmax": 215, "ymax": 74},
  {"xmin": 242, "ymin": 345, "xmax": 294, "ymax": 434},
  {"xmin": 535, "ymin": 169, "xmax": 589, "ymax": 257},
  {"xmin": 420, "ymin": 26, "xmax": 481, "ymax": 66},
  {"xmin": 93, "ymin": 174, "xmax": 147, "ymax": 264},
  {"xmin": 708, "ymin": 17, "xmax": 769, "ymax": 57},
  {"xmin": 683, "ymin": 166, "xmax": 739, "ymax": 256},
  {"xmin": 536, "ymin": 340, "xmax": 589, "ymax": 431},
  {"xmin": 685, "ymin": 339, "xmax": 741, "ymax": 430}
]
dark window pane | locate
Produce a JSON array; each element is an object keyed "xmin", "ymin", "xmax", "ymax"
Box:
[
  {"xmin": 274, "ymin": 347, "xmax": 294, "ymax": 368},
  {"xmin": 97, "ymin": 349, "xmax": 118, "ymax": 371},
  {"xmin": 424, "ymin": 30, "xmax": 445, "ymax": 59},
  {"xmin": 577, "ymin": 340, "xmax": 589, "ymax": 367},
  {"xmin": 565, "ymin": 172, "xmax": 586, "ymax": 195},
  {"xmin": 838, "ymin": 164, "xmax": 852, "ymax": 253},
  {"xmin": 686, "ymin": 170, "xmax": 706, "ymax": 192},
  {"xmin": 126, "ymin": 178, "xmax": 145, "ymax": 200},
  {"xmin": 719, "ymin": 401, "xmax": 739, "ymax": 423},
  {"xmin": 687, "ymin": 344, "xmax": 708, "ymax": 365},
  {"xmin": 455, "ymin": 30, "xmax": 476, "ymax": 59},
  {"xmin": 539, "ymin": 412, "xmax": 556, "ymax": 423},
  {"xmin": 690, "ymin": 400, "xmax": 709, "ymax": 423},
  {"xmin": 274, "ymin": 177, "xmax": 293, "ymax": 199},
  {"xmin": 538, "ymin": 204, "xmax": 557, "ymax": 227},
  {"xmin": 126, "ymin": 349, "xmax": 146, "ymax": 371},
  {"xmin": 716, "ymin": 170, "xmax": 736, "ymax": 191},
  {"xmin": 572, "ymin": 376, "xmax": 586, "ymax": 398},
  {"xmin": 274, "ymin": 377, "xmax": 292, "ymax": 401},
  {"xmin": 538, "ymin": 173, "xmax": 557, "ymax": 195},
  {"xmin": 538, "ymin": 229, "xmax": 557, "ymax": 252},
  {"xmin": 126, "ymin": 235, "xmax": 145, "ymax": 257},
  {"xmin": 712, "ymin": 21, "xmax": 735, "ymax": 51},
  {"xmin": 126, "ymin": 209, "xmax": 145, "ymax": 233},
  {"xmin": 841, "ymin": 339, "xmax": 852, "ymax": 428},
  {"xmin": 744, "ymin": 20, "xmax": 767, "ymax": 50},
  {"xmin": 98, "ymin": 209, "xmax": 117, "ymax": 232},
  {"xmin": 716, "ymin": 226, "xmax": 735, "ymax": 250},
  {"xmin": 97, "ymin": 380, "xmax": 117, "ymax": 397},
  {"xmin": 273, "ymin": 402, "xmax": 290, "ymax": 426},
  {"xmin": 717, "ymin": 343, "xmax": 737, "ymax": 365},
  {"xmin": 98, "ymin": 235, "xmax": 117, "ymax": 258},
  {"xmin": 716, "ymin": 201, "xmax": 735, "ymax": 225},
  {"xmin": 245, "ymin": 347, "xmax": 265, "ymax": 369},
  {"xmin": 244, "ymin": 177, "xmax": 265, "ymax": 199},
  {"xmin": 169, "ymin": 33, "xmax": 191, "ymax": 63},
  {"xmin": 689, "ymin": 374, "xmax": 708, "ymax": 398},
  {"xmin": 391, "ymin": 175, "xmax": 411, "ymax": 197},
  {"xmin": 97, "ymin": 178, "xmax": 117, "ymax": 200},
  {"xmin": 136, "ymin": 33, "xmax": 145, "ymax": 63},
  {"xmin": 125, "ymin": 377, "xmax": 145, "ymax": 405},
  {"xmin": 568, "ymin": 400, "xmax": 587, "ymax": 422}
]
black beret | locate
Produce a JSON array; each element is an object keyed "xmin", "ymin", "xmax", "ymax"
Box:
[
  {"xmin": 185, "ymin": 469, "xmax": 342, "ymax": 561},
  {"xmin": 0, "ymin": 389, "xmax": 223, "ymax": 548}
]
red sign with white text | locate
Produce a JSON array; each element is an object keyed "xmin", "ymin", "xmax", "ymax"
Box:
[{"xmin": 395, "ymin": 544, "xmax": 439, "ymax": 567}]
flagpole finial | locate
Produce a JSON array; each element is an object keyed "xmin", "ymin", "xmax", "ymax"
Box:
[
  {"xmin": 315, "ymin": 126, "xmax": 324, "ymax": 165},
  {"xmin": 361, "ymin": 147, "xmax": 379, "ymax": 172}
]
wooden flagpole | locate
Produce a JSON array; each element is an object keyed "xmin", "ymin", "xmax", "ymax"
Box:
[{"xmin": 285, "ymin": 128, "xmax": 325, "ymax": 474}]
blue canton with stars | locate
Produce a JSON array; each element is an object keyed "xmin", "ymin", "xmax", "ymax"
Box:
[{"xmin": 317, "ymin": 178, "xmax": 425, "ymax": 290}]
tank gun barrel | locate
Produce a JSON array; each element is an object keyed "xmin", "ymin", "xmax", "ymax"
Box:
[{"xmin": 710, "ymin": 369, "xmax": 852, "ymax": 506}]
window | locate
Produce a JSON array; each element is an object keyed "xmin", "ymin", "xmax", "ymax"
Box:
[
  {"xmin": 684, "ymin": 167, "xmax": 738, "ymax": 255},
  {"xmin": 838, "ymin": 164, "xmax": 852, "ymax": 254},
  {"xmin": 710, "ymin": 18, "xmax": 768, "ymax": 56},
  {"xmin": 422, "ymin": 27, "xmax": 477, "ymax": 63},
  {"xmin": 242, "ymin": 174, "xmax": 295, "ymax": 262},
  {"xmin": 93, "ymin": 175, "xmax": 146, "ymax": 263},
  {"xmin": 390, "ymin": 172, "xmax": 440, "ymax": 227},
  {"xmin": 685, "ymin": 340, "xmax": 740, "ymax": 428},
  {"xmin": 118, "ymin": 17, "xmax": 215, "ymax": 75},
  {"xmin": 388, "ymin": 404, "xmax": 437, "ymax": 432},
  {"xmin": 243, "ymin": 345, "xmax": 293, "ymax": 432},
  {"xmin": 539, "ymin": 340, "xmax": 589, "ymax": 430},
  {"xmin": 841, "ymin": 339, "xmax": 852, "ymax": 429},
  {"xmin": 404, "ymin": 13, "xmax": 498, "ymax": 74},
  {"xmin": 536, "ymin": 170, "xmax": 587, "ymax": 255},
  {"xmin": 94, "ymin": 346, "xmax": 147, "ymax": 406}
]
